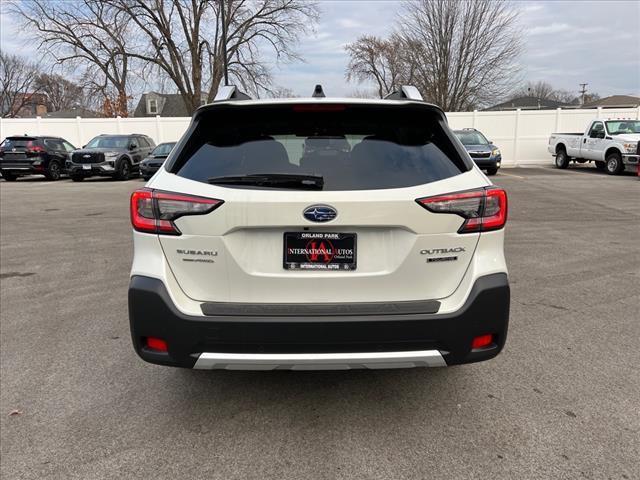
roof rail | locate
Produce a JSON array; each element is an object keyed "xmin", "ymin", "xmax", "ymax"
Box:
[
  {"xmin": 384, "ymin": 85, "xmax": 423, "ymax": 101},
  {"xmin": 214, "ymin": 85, "xmax": 252, "ymax": 102}
]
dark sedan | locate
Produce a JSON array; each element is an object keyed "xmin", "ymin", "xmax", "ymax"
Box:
[
  {"xmin": 140, "ymin": 142, "xmax": 176, "ymax": 180},
  {"xmin": 453, "ymin": 128, "xmax": 502, "ymax": 175}
]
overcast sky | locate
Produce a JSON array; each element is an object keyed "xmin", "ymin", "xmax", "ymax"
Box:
[{"xmin": 2, "ymin": 1, "xmax": 639, "ymax": 101}]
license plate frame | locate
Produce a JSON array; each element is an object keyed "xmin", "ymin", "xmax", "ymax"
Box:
[
  {"xmin": 283, "ymin": 232, "xmax": 357, "ymax": 271},
  {"xmin": 82, "ymin": 164, "xmax": 92, "ymax": 170}
]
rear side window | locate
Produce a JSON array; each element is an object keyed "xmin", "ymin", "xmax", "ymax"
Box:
[
  {"xmin": 172, "ymin": 104, "xmax": 468, "ymax": 191},
  {"xmin": 44, "ymin": 139, "xmax": 64, "ymax": 150}
]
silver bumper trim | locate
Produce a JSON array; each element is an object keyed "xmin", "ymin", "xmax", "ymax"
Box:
[{"xmin": 193, "ymin": 350, "xmax": 447, "ymax": 370}]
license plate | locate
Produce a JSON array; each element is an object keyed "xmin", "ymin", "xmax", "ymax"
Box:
[
  {"xmin": 82, "ymin": 164, "xmax": 91, "ymax": 170},
  {"xmin": 284, "ymin": 232, "xmax": 356, "ymax": 270}
]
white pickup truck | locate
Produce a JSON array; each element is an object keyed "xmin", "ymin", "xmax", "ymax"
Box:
[{"xmin": 548, "ymin": 119, "xmax": 640, "ymax": 175}]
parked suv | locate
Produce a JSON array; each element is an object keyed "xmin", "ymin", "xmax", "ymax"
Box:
[
  {"xmin": 67, "ymin": 134, "xmax": 155, "ymax": 181},
  {"xmin": 0, "ymin": 135, "xmax": 75, "ymax": 181},
  {"xmin": 129, "ymin": 85, "xmax": 510, "ymax": 370},
  {"xmin": 453, "ymin": 128, "xmax": 502, "ymax": 175}
]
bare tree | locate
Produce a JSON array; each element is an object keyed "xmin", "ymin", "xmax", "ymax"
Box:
[
  {"xmin": 34, "ymin": 74, "xmax": 87, "ymax": 112},
  {"xmin": 513, "ymin": 81, "xmax": 559, "ymax": 100},
  {"xmin": 106, "ymin": 0, "xmax": 319, "ymax": 114},
  {"xmin": 345, "ymin": 0, "xmax": 521, "ymax": 110},
  {"xmin": 510, "ymin": 81, "xmax": 600, "ymax": 105},
  {"xmin": 348, "ymin": 88, "xmax": 378, "ymax": 99},
  {"xmin": 12, "ymin": 0, "xmax": 134, "ymax": 116},
  {"xmin": 0, "ymin": 52, "xmax": 41, "ymax": 117},
  {"xmin": 551, "ymin": 89, "xmax": 578, "ymax": 104},
  {"xmin": 345, "ymin": 35, "xmax": 408, "ymax": 98},
  {"xmin": 266, "ymin": 86, "xmax": 298, "ymax": 98},
  {"xmin": 400, "ymin": 0, "xmax": 521, "ymax": 110}
]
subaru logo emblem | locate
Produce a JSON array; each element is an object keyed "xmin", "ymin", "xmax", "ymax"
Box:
[
  {"xmin": 303, "ymin": 205, "xmax": 337, "ymax": 223},
  {"xmin": 83, "ymin": 154, "xmax": 91, "ymax": 158}
]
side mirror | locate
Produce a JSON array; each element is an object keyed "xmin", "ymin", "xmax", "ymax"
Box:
[
  {"xmin": 129, "ymin": 143, "xmax": 138, "ymax": 150},
  {"xmin": 82, "ymin": 145, "xmax": 86, "ymax": 149}
]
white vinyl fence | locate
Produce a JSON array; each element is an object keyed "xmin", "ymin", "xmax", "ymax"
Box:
[{"xmin": 1, "ymin": 107, "xmax": 639, "ymax": 166}]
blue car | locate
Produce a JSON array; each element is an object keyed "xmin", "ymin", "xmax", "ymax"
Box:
[{"xmin": 453, "ymin": 128, "xmax": 501, "ymax": 176}]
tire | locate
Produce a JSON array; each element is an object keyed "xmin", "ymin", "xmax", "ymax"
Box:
[
  {"xmin": 555, "ymin": 149, "xmax": 570, "ymax": 169},
  {"xmin": 115, "ymin": 158, "xmax": 131, "ymax": 180},
  {"xmin": 44, "ymin": 161, "xmax": 62, "ymax": 181},
  {"xmin": 1, "ymin": 172, "xmax": 18, "ymax": 181},
  {"xmin": 595, "ymin": 161, "xmax": 606, "ymax": 171},
  {"xmin": 605, "ymin": 153, "xmax": 623, "ymax": 175},
  {"xmin": 70, "ymin": 174, "xmax": 84, "ymax": 182},
  {"xmin": 486, "ymin": 167, "xmax": 498, "ymax": 176}
]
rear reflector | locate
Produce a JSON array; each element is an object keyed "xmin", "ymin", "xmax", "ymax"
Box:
[
  {"xmin": 131, "ymin": 188, "xmax": 223, "ymax": 235},
  {"xmin": 416, "ymin": 187, "xmax": 508, "ymax": 233},
  {"xmin": 471, "ymin": 334, "xmax": 494, "ymax": 350},
  {"xmin": 145, "ymin": 337, "xmax": 168, "ymax": 352}
]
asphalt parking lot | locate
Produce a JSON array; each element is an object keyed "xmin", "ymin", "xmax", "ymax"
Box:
[{"xmin": 1, "ymin": 166, "xmax": 639, "ymax": 479}]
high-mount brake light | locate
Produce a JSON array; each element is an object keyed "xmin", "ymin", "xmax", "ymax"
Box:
[
  {"xmin": 130, "ymin": 188, "xmax": 223, "ymax": 235},
  {"xmin": 416, "ymin": 187, "xmax": 507, "ymax": 233},
  {"xmin": 292, "ymin": 104, "xmax": 346, "ymax": 112}
]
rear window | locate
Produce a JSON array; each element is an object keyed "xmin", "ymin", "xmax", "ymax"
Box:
[
  {"xmin": 172, "ymin": 104, "xmax": 468, "ymax": 191},
  {"xmin": 3, "ymin": 137, "xmax": 40, "ymax": 149}
]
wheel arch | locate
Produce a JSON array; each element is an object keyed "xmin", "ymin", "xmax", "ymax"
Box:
[{"xmin": 604, "ymin": 147, "xmax": 621, "ymax": 159}]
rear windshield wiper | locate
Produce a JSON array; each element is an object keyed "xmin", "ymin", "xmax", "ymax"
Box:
[{"xmin": 208, "ymin": 173, "xmax": 324, "ymax": 190}]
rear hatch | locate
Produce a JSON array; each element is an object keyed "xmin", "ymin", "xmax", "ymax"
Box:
[
  {"xmin": 151, "ymin": 101, "xmax": 488, "ymax": 304},
  {"xmin": 0, "ymin": 137, "xmax": 44, "ymax": 167}
]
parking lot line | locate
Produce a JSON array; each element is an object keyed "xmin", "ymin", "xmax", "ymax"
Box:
[{"xmin": 498, "ymin": 171, "xmax": 526, "ymax": 179}]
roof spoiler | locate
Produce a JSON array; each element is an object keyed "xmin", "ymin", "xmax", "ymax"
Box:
[
  {"xmin": 214, "ymin": 85, "xmax": 252, "ymax": 102},
  {"xmin": 383, "ymin": 85, "xmax": 423, "ymax": 101}
]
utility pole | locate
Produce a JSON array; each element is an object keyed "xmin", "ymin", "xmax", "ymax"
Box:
[
  {"xmin": 220, "ymin": 0, "xmax": 229, "ymax": 87},
  {"xmin": 579, "ymin": 83, "xmax": 588, "ymax": 105}
]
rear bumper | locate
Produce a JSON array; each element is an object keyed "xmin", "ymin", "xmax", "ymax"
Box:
[
  {"xmin": 0, "ymin": 163, "xmax": 43, "ymax": 175},
  {"xmin": 129, "ymin": 273, "xmax": 510, "ymax": 369}
]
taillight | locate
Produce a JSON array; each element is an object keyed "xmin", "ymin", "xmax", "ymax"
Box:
[
  {"xmin": 416, "ymin": 187, "xmax": 507, "ymax": 233},
  {"xmin": 130, "ymin": 188, "xmax": 223, "ymax": 235}
]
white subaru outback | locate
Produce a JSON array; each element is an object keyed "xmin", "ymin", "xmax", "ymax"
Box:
[{"xmin": 129, "ymin": 85, "xmax": 509, "ymax": 370}]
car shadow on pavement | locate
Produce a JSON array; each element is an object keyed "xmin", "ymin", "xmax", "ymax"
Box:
[
  {"xmin": 161, "ymin": 367, "xmax": 469, "ymax": 429},
  {"xmin": 562, "ymin": 166, "xmax": 637, "ymax": 177}
]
